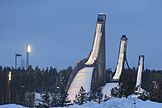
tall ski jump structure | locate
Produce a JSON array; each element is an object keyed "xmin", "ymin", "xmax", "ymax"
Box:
[
  {"xmin": 135, "ymin": 55, "xmax": 145, "ymax": 94},
  {"xmin": 66, "ymin": 13, "xmax": 106, "ymax": 102},
  {"xmin": 102, "ymin": 35, "xmax": 129, "ymax": 98},
  {"xmin": 113, "ymin": 35, "xmax": 128, "ymax": 81}
]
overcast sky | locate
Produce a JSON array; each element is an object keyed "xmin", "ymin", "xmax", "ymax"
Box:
[{"xmin": 0, "ymin": 0, "xmax": 162, "ymax": 70}]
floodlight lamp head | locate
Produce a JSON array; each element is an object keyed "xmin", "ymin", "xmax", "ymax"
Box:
[
  {"xmin": 27, "ymin": 45, "xmax": 31, "ymax": 53},
  {"xmin": 9, "ymin": 71, "xmax": 11, "ymax": 81}
]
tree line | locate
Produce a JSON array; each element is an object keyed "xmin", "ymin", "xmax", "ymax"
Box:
[
  {"xmin": 0, "ymin": 65, "xmax": 162, "ymax": 107},
  {"xmin": 0, "ymin": 65, "xmax": 72, "ymax": 106}
]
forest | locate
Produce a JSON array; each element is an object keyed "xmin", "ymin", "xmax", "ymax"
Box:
[{"xmin": 0, "ymin": 65, "xmax": 162, "ymax": 107}]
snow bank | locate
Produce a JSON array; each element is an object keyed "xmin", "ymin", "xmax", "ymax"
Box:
[
  {"xmin": 0, "ymin": 104, "xmax": 26, "ymax": 108},
  {"xmin": 59, "ymin": 97, "xmax": 162, "ymax": 108},
  {"xmin": 102, "ymin": 82, "xmax": 118, "ymax": 98},
  {"xmin": 0, "ymin": 97, "xmax": 161, "ymax": 108}
]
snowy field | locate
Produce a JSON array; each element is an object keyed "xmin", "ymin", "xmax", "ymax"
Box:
[
  {"xmin": 62, "ymin": 97, "xmax": 162, "ymax": 108},
  {"xmin": 0, "ymin": 97, "xmax": 161, "ymax": 108},
  {"xmin": 102, "ymin": 82, "xmax": 118, "ymax": 98},
  {"xmin": 0, "ymin": 104, "xmax": 26, "ymax": 108}
]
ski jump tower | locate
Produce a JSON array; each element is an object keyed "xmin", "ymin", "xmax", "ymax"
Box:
[
  {"xmin": 102, "ymin": 35, "xmax": 128, "ymax": 98},
  {"xmin": 113, "ymin": 35, "xmax": 128, "ymax": 81},
  {"xmin": 135, "ymin": 55, "xmax": 145, "ymax": 94},
  {"xmin": 66, "ymin": 13, "xmax": 106, "ymax": 102}
]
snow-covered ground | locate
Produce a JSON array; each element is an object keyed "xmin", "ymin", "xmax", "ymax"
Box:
[
  {"xmin": 0, "ymin": 97, "xmax": 161, "ymax": 108},
  {"xmin": 102, "ymin": 82, "xmax": 118, "ymax": 98},
  {"xmin": 62, "ymin": 97, "xmax": 162, "ymax": 108},
  {"xmin": 68, "ymin": 67, "xmax": 94, "ymax": 102},
  {"xmin": 0, "ymin": 104, "xmax": 26, "ymax": 108}
]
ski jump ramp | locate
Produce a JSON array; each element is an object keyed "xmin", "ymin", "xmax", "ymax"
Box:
[
  {"xmin": 113, "ymin": 35, "xmax": 128, "ymax": 81},
  {"xmin": 135, "ymin": 55, "xmax": 145, "ymax": 94},
  {"xmin": 102, "ymin": 35, "xmax": 128, "ymax": 98},
  {"xmin": 66, "ymin": 13, "xmax": 106, "ymax": 102}
]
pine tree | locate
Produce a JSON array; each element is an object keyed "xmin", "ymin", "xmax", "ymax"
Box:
[
  {"xmin": 91, "ymin": 87, "xmax": 103, "ymax": 104},
  {"xmin": 51, "ymin": 93, "xmax": 59, "ymax": 107},
  {"xmin": 74, "ymin": 86, "xmax": 88, "ymax": 105},
  {"xmin": 111, "ymin": 87, "xmax": 120, "ymax": 97},
  {"xmin": 96, "ymin": 88, "xmax": 103, "ymax": 104},
  {"xmin": 88, "ymin": 91, "xmax": 97, "ymax": 102},
  {"xmin": 38, "ymin": 92, "xmax": 50, "ymax": 108},
  {"xmin": 149, "ymin": 81, "xmax": 161, "ymax": 102},
  {"xmin": 51, "ymin": 87, "xmax": 70, "ymax": 107},
  {"xmin": 110, "ymin": 82, "xmax": 130, "ymax": 98},
  {"xmin": 58, "ymin": 91, "xmax": 71, "ymax": 106}
]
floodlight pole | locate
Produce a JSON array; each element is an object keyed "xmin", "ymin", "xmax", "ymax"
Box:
[
  {"xmin": 8, "ymin": 71, "xmax": 11, "ymax": 104},
  {"xmin": 15, "ymin": 54, "xmax": 17, "ymax": 69},
  {"xmin": 15, "ymin": 54, "xmax": 22, "ymax": 69},
  {"xmin": 26, "ymin": 51, "xmax": 29, "ymax": 70},
  {"xmin": 26, "ymin": 45, "xmax": 31, "ymax": 70},
  {"xmin": 8, "ymin": 80, "xmax": 11, "ymax": 104}
]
